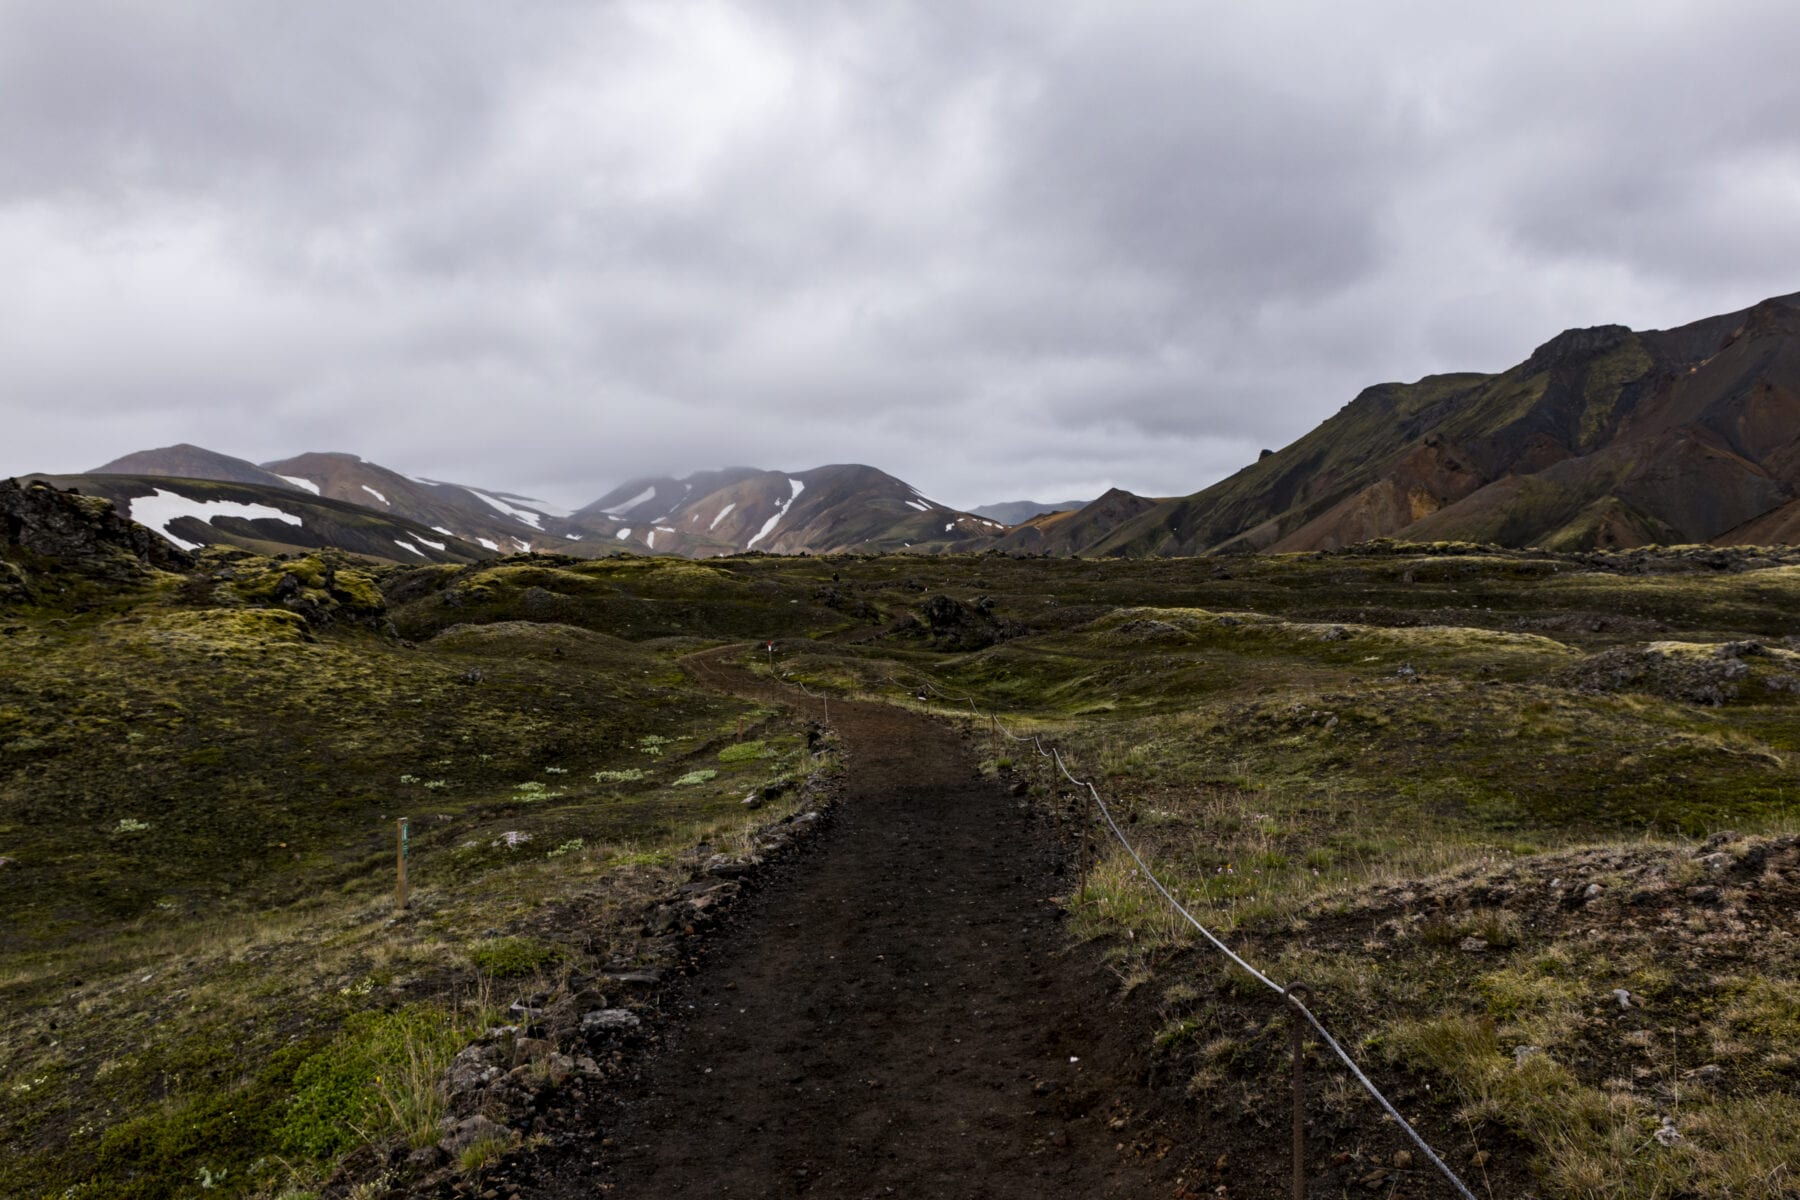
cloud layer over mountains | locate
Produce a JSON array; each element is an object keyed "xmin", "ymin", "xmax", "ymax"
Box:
[{"xmin": 4, "ymin": 1, "xmax": 1798, "ymax": 508}]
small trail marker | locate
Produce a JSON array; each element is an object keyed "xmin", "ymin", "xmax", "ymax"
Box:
[
  {"xmin": 396, "ymin": 817, "xmax": 409, "ymax": 911},
  {"xmin": 1286, "ymin": 983, "xmax": 1312, "ymax": 1200}
]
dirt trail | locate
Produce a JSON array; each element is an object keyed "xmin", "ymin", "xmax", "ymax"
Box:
[{"xmin": 529, "ymin": 658, "xmax": 1202, "ymax": 1199}]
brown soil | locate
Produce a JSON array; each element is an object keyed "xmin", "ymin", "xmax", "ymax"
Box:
[{"xmin": 514, "ymin": 657, "xmax": 1213, "ymax": 1199}]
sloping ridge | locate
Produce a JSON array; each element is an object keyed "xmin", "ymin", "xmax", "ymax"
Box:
[
  {"xmin": 565, "ymin": 464, "xmax": 999, "ymax": 556},
  {"xmin": 28, "ymin": 473, "xmax": 490, "ymax": 564},
  {"xmin": 1089, "ymin": 291, "xmax": 1800, "ymax": 555},
  {"xmin": 262, "ymin": 452, "xmax": 563, "ymax": 555},
  {"xmin": 92, "ymin": 444, "xmax": 304, "ymax": 493},
  {"xmin": 990, "ymin": 488, "xmax": 1159, "ymax": 555}
]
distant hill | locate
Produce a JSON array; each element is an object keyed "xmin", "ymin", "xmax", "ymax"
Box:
[
  {"xmin": 259, "ymin": 452, "xmax": 577, "ymax": 556},
  {"xmin": 26, "ymin": 474, "xmax": 491, "ymax": 564},
  {"xmin": 987, "ymin": 489, "xmax": 1159, "ymax": 555},
  {"xmin": 1088, "ymin": 291, "xmax": 1800, "ymax": 555},
  {"xmin": 967, "ymin": 499, "xmax": 1088, "ymax": 526},
  {"xmin": 561, "ymin": 463, "xmax": 1004, "ymax": 555},
  {"xmin": 92, "ymin": 444, "xmax": 307, "ymax": 493}
]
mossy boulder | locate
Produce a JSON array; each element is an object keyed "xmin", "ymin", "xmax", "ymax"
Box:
[{"xmin": 219, "ymin": 552, "xmax": 386, "ymax": 628}]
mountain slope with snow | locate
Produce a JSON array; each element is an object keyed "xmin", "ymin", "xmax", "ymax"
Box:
[
  {"xmin": 573, "ymin": 463, "xmax": 1003, "ymax": 556},
  {"xmin": 55, "ymin": 449, "xmax": 1010, "ymax": 560},
  {"xmin": 260, "ymin": 452, "xmax": 568, "ymax": 556},
  {"xmin": 28, "ymin": 473, "xmax": 491, "ymax": 563}
]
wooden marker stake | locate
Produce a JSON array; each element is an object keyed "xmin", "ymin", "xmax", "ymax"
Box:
[{"xmin": 396, "ymin": 817, "xmax": 409, "ymax": 911}]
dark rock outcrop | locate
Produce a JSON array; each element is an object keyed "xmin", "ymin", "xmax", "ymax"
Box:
[
  {"xmin": 1, "ymin": 478, "xmax": 191, "ymax": 589},
  {"xmin": 918, "ymin": 593, "xmax": 1024, "ymax": 650}
]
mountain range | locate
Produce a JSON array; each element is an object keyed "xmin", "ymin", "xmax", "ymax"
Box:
[
  {"xmin": 35, "ymin": 450, "xmax": 1008, "ymax": 563},
  {"xmin": 18, "ymin": 290, "xmax": 1800, "ymax": 561}
]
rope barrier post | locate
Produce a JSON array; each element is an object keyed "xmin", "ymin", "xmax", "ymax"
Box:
[
  {"xmin": 395, "ymin": 816, "xmax": 409, "ymax": 912},
  {"xmin": 1285, "ymin": 983, "xmax": 1312, "ymax": 1200},
  {"xmin": 1078, "ymin": 802, "xmax": 1091, "ymax": 897}
]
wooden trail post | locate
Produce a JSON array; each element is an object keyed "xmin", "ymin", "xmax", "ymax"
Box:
[
  {"xmin": 1078, "ymin": 806, "xmax": 1091, "ymax": 895},
  {"xmin": 1286, "ymin": 984, "xmax": 1311, "ymax": 1200},
  {"xmin": 396, "ymin": 817, "xmax": 409, "ymax": 911}
]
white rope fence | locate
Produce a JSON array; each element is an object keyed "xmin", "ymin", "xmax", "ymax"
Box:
[
  {"xmin": 781, "ymin": 672, "xmax": 832, "ymax": 726},
  {"xmin": 890, "ymin": 665, "xmax": 1482, "ymax": 1200}
]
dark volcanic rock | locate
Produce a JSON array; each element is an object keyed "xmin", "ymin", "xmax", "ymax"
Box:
[
  {"xmin": 1, "ymin": 478, "xmax": 191, "ymax": 585},
  {"xmin": 918, "ymin": 593, "xmax": 1025, "ymax": 651}
]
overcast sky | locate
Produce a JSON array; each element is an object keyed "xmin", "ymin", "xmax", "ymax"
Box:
[{"xmin": 4, "ymin": 1, "xmax": 1798, "ymax": 510}]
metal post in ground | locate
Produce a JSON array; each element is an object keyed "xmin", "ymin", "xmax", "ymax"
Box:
[{"xmin": 1286, "ymin": 983, "xmax": 1311, "ymax": 1200}]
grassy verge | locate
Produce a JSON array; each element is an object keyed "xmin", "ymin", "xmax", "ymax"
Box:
[
  {"xmin": 0, "ymin": 553, "xmax": 827, "ymax": 1200},
  {"xmin": 7, "ymin": 541, "xmax": 1800, "ymax": 1198}
]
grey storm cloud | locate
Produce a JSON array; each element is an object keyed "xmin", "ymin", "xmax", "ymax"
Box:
[{"xmin": 4, "ymin": 0, "xmax": 1799, "ymax": 511}]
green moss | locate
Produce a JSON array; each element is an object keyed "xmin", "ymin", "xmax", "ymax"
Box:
[
  {"xmin": 274, "ymin": 1007, "xmax": 470, "ymax": 1160},
  {"xmin": 1577, "ymin": 339, "xmax": 1653, "ymax": 450},
  {"xmin": 467, "ymin": 936, "xmax": 565, "ymax": 979}
]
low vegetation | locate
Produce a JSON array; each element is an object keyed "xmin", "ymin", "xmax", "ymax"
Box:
[{"xmin": 5, "ymin": 536, "xmax": 1798, "ymax": 1198}]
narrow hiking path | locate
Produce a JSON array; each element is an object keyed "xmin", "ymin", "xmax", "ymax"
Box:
[{"xmin": 527, "ymin": 652, "xmax": 1205, "ymax": 1199}]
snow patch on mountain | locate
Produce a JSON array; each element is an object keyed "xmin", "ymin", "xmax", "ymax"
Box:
[
  {"xmin": 361, "ymin": 484, "xmax": 389, "ymax": 505},
  {"xmin": 510, "ymin": 493, "xmax": 570, "ymax": 518},
  {"xmin": 746, "ymin": 479, "xmax": 805, "ymax": 550},
  {"xmin": 130, "ymin": 489, "xmax": 301, "ymax": 552},
  {"xmin": 603, "ymin": 487, "xmax": 656, "ymax": 515},
  {"xmin": 465, "ymin": 487, "xmax": 545, "ymax": 530},
  {"xmin": 277, "ymin": 475, "xmax": 320, "ymax": 495},
  {"xmin": 709, "ymin": 501, "xmax": 737, "ymax": 530},
  {"xmin": 394, "ymin": 540, "xmax": 426, "ymax": 556}
]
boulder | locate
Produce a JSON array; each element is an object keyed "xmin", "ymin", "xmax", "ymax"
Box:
[
  {"xmin": 1, "ymin": 478, "xmax": 191, "ymax": 582},
  {"xmin": 581, "ymin": 1008, "xmax": 642, "ymax": 1037},
  {"xmin": 438, "ymin": 1113, "xmax": 511, "ymax": 1155},
  {"xmin": 444, "ymin": 1043, "xmax": 505, "ymax": 1097}
]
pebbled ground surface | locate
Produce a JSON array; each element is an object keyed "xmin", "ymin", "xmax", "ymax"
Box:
[{"xmin": 529, "ymin": 664, "xmax": 1203, "ymax": 1199}]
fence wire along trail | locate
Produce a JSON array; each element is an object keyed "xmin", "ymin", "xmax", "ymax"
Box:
[{"xmin": 776, "ymin": 660, "xmax": 1484, "ymax": 1200}]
